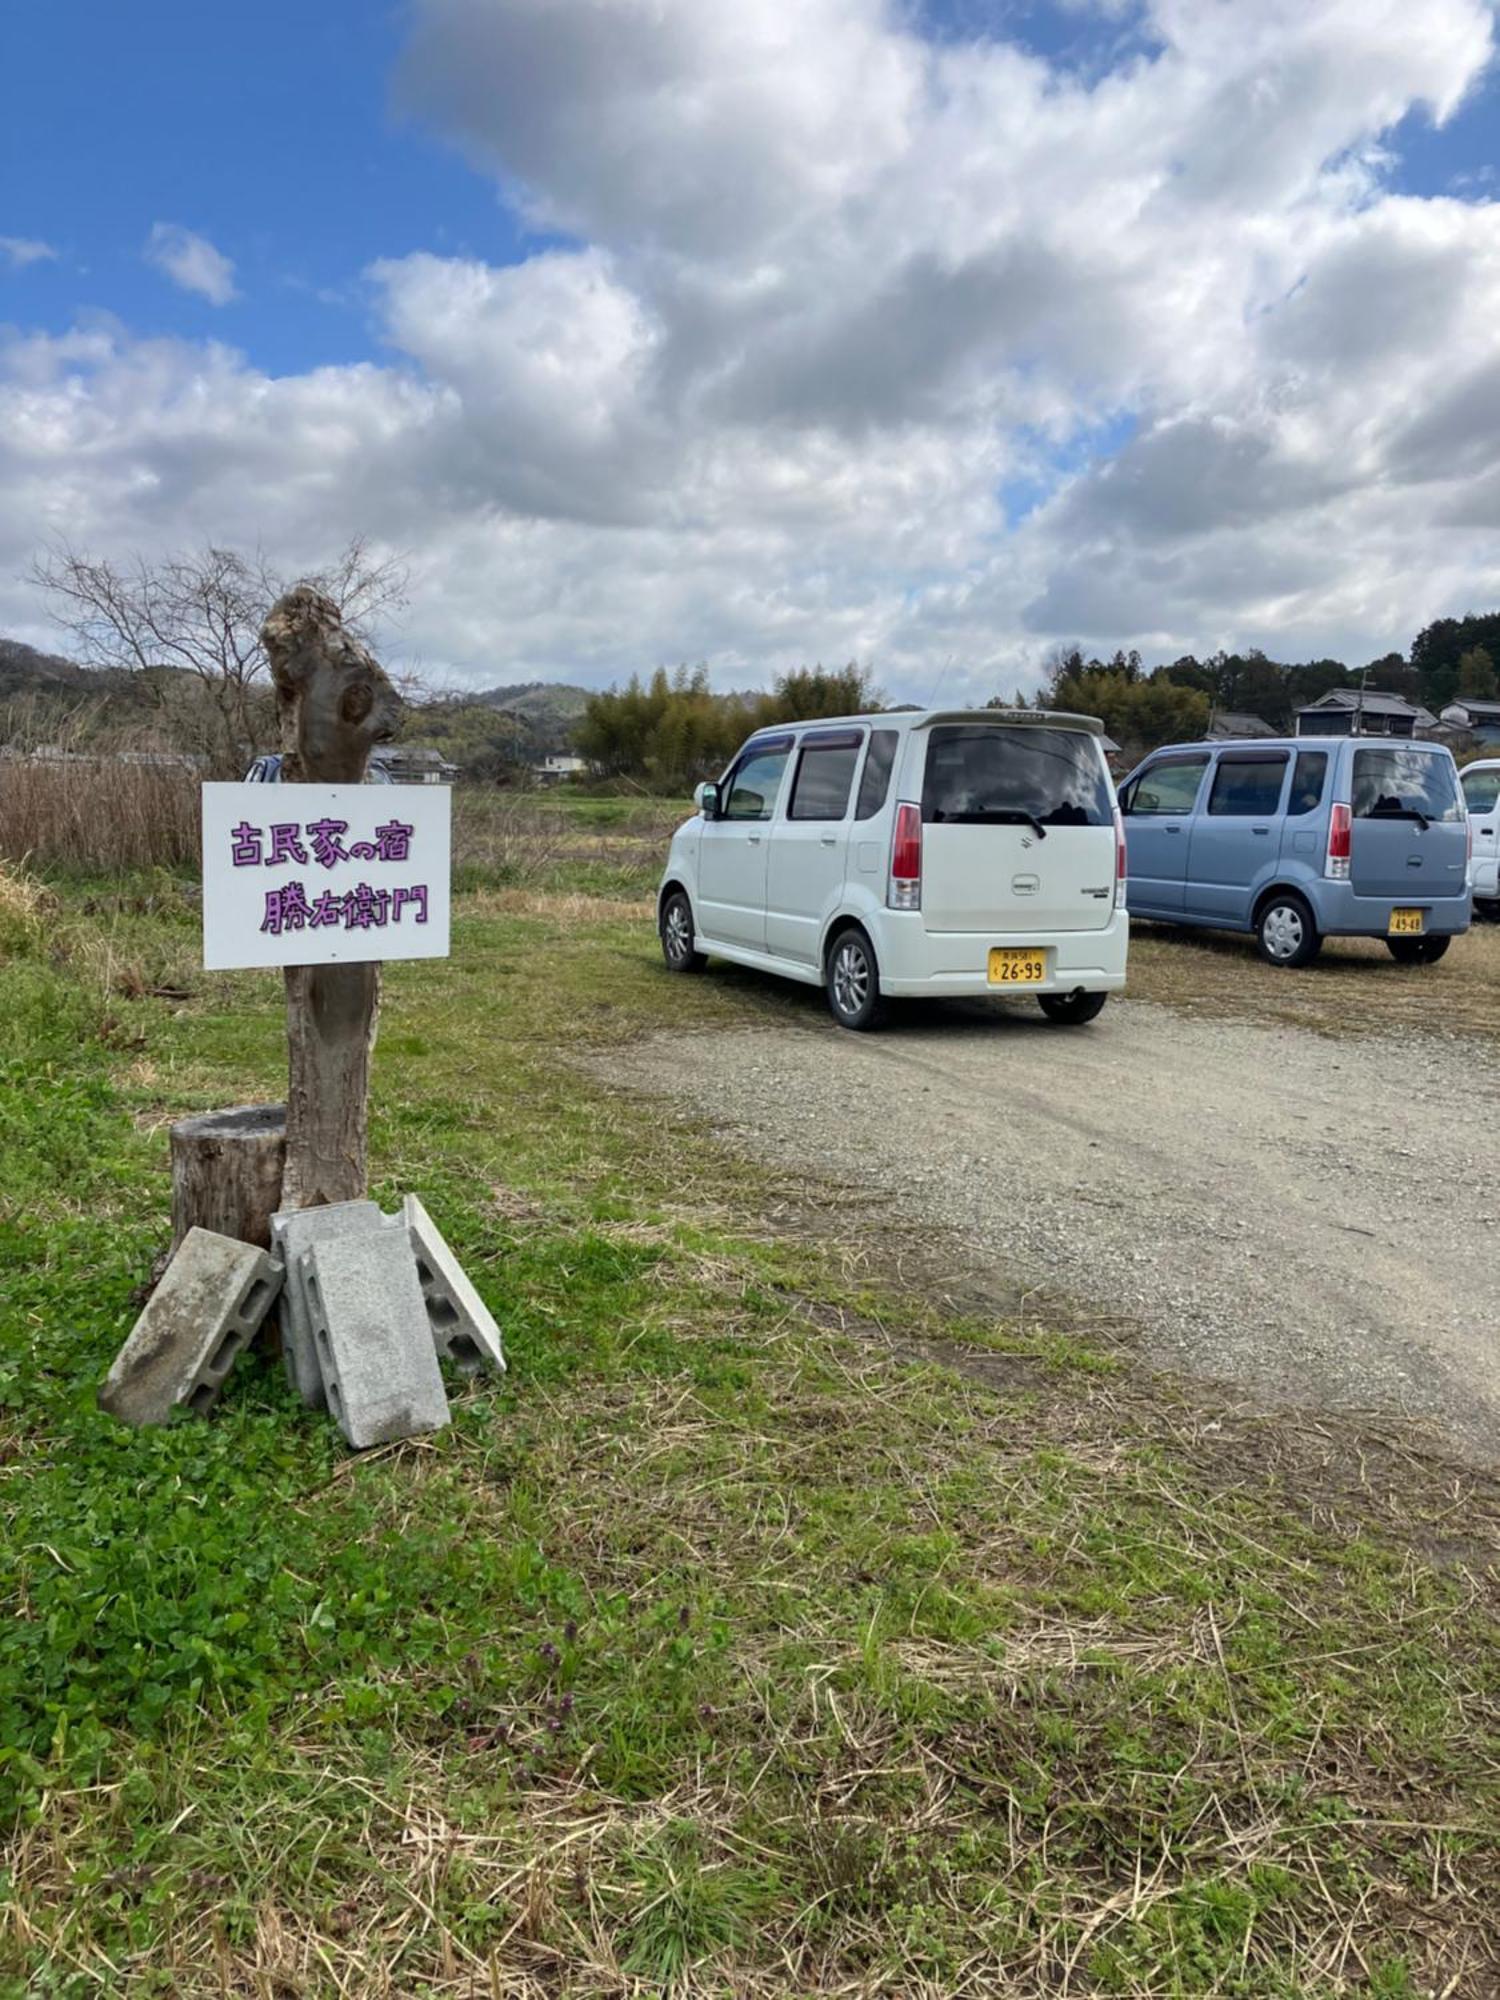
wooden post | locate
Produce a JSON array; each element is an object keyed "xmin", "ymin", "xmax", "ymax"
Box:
[
  {"xmin": 261, "ymin": 586, "xmax": 401, "ymax": 1210},
  {"xmin": 169, "ymin": 1104, "xmax": 287, "ymax": 1250}
]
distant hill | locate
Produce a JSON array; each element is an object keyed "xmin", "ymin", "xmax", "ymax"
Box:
[
  {"xmin": 0, "ymin": 636, "xmax": 89, "ymax": 696},
  {"xmin": 473, "ymin": 680, "xmax": 590, "ymax": 742}
]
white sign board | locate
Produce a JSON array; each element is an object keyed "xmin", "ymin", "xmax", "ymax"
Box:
[{"xmin": 201, "ymin": 782, "xmax": 451, "ymax": 971}]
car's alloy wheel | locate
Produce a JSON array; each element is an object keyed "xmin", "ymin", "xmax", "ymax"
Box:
[
  {"xmin": 827, "ymin": 929, "xmax": 884, "ymax": 1030},
  {"xmin": 660, "ymin": 891, "xmax": 705, "ymax": 973}
]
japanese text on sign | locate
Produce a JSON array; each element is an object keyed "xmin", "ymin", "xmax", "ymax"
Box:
[{"xmin": 201, "ymin": 783, "xmax": 451, "ymax": 971}]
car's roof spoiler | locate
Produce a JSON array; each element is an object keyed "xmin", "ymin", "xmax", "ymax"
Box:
[{"xmin": 912, "ymin": 708, "xmax": 1105, "ymax": 736}]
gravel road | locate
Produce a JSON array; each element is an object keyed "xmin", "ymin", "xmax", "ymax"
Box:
[{"xmin": 607, "ymin": 997, "xmax": 1500, "ymax": 1467}]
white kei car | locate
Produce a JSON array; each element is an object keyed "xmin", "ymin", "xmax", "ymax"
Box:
[{"xmin": 657, "ymin": 708, "xmax": 1128, "ymax": 1030}]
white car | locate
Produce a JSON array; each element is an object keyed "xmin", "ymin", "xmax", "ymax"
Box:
[
  {"xmin": 657, "ymin": 707, "xmax": 1128, "ymax": 1030},
  {"xmin": 1463, "ymin": 758, "xmax": 1500, "ymax": 919}
]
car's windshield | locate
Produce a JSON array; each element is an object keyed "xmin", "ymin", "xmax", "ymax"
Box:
[
  {"xmin": 921, "ymin": 726, "xmax": 1112, "ymax": 826},
  {"xmin": 1351, "ymin": 747, "xmax": 1464, "ymax": 823},
  {"xmin": 1461, "ymin": 766, "xmax": 1500, "ymax": 813}
]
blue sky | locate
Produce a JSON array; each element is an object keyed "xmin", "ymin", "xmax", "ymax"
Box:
[
  {"xmin": 9, "ymin": 0, "xmax": 1492, "ymax": 383},
  {"xmin": 3, "ymin": 0, "xmax": 1498, "ymax": 691}
]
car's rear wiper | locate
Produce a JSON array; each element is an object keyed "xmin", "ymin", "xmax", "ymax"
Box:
[
  {"xmin": 1371, "ymin": 804, "xmax": 1432, "ymax": 828},
  {"xmin": 988, "ymin": 809, "xmax": 1048, "ymax": 839}
]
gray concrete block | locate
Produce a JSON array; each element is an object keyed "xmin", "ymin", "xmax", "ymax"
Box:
[
  {"xmin": 270, "ymin": 1200, "xmax": 386, "ymax": 1408},
  {"xmin": 99, "ymin": 1228, "xmax": 281, "ymax": 1426},
  {"xmin": 302, "ymin": 1230, "xmax": 450, "ymax": 1450},
  {"xmin": 399, "ymin": 1194, "xmax": 507, "ymax": 1378}
]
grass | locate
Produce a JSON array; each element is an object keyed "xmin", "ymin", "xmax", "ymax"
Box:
[
  {"xmin": 0, "ymin": 867, "xmax": 1498, "ymax": 1995},
  {"xmin": 1125, "ymin": 918, "xmax": 1500, "ymax": 1044}
]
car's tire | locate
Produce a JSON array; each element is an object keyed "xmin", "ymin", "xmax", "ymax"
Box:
[
  {"xmin": 1474, "ymin": 899, "xmax": 1500, "ymax": 924},
  {"xmin": 1255, "ymin": 892, "xmax": 1321, "ymax": 969},
  {"xmin": 1386, "ymin": 934, "xmax": 1451, "ymax": 965},
  {"xmin": 1038, "ymin": 990, "xmax": 1108, "ymax": 1027},
  {"xmin": 826, "ymin": 926, "xmax": 886, "ymax": 1031},
  {"xmin": 659, "ymin": 889, "xmax": 706, "ymax": 974}
]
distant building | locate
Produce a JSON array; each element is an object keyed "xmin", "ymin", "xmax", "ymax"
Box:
[
  {"xmin": 1206, "ymin": 711, "xmax": 1278, "ymax": 740},
  {"xmin": 372, "ymin": 746, "xmax": 457, "ymax": 785},
  {"xmin": 1439, "ymin": 698, "xmax": 1500, "ymax": 746},
  {"xmin": 1292, "ymin": 690, "xmax": 1437, "ymax": 739},
  {"xmin": 532, "ymin": 752, "xmax": 587, "ymax": 785}
]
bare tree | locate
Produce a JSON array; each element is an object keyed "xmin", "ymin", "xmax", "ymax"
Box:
[{"xmin": 30, "ymin": 538, "xmax": 408, "ymax": 776}]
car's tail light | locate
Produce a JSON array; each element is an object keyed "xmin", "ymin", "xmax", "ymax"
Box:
[
  {"xmin": 889, "ymin": 803, "xmax": 922, "ymax": 910},
  {"xmin": 1114, "ymin": 808, "xmax": 1127, "ymax": 908},
  {"xmin": 1326, "ymin": 801, "xmax": 1351, "ymax": 880}
]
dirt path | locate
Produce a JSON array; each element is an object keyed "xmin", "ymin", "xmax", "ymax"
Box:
[{"xmin": 607, "ymin": 995, "xmax": 1500, "ymax": 1468}]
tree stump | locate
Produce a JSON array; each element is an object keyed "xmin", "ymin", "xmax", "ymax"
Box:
[
  {"xmin": 260, "ymin": 586, "xmax": 401, "ymax": 1209},
  {"xmin": 170, "ymin": 1104, "xmax": 287, "ymax": 1251}
]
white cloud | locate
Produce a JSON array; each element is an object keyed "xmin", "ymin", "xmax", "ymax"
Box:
[
  {"xmin": 4, "ymin": 0, "xmax": 1500, "ymax": 693},
  {"xmin": 0, "ymin": 236, "xmax": 58, "ymax": 268},
  {"xmin": 144, "ymin": 223, "xmax": 239, "ymax": 306}
]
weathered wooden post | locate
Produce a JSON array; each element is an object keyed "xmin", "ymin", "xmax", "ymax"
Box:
[{"xmin": 261, "ymin": 586, "xmax": 401, "ymax": 1209}]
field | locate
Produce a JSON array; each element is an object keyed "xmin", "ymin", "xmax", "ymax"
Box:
[{"xmin": 1, "ymin": 825, "xmax": 1498, "ymax": 1996}]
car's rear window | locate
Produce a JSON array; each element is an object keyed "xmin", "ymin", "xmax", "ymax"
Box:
[
  {"xmin": 1351, "ymin": 748, "xmax": 1464, "ymax": 823},
  {"xmin": 921, "ymin": 726, "xmax": 1111, "ymax": 826}
]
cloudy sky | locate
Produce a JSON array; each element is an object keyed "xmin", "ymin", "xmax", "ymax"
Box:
[{"xmin": 3, "ymin": 0, "xmax": 1499, "ymax": 701}]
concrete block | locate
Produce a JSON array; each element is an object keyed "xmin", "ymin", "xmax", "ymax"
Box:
[
  {"xmin": 270, "ymin": 1200, "xmax": 386, "ymax": 1408},
  {"xmin": 99, "ymin": 1228, "xmax": 281, "ymax": 1426},
  {"xmin": 302, "ymin": 1230, "xmax": 450, "ymax": 1450},
  {"xmin": 399, "ymin": 1194, "xmax": 507, "ymax": 1378}
]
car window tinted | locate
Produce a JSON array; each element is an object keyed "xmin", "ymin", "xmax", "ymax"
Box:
[
  {"xmin": 1128, "ymin": 757, "xmax": 1208, "ymax": 816},
  {"xmin": 1207, "ymin": 754, "xmax": 1288, "ymax": 817},
  {"xmin": 789, "ymin": 737, "xmax": 862, "ymax": 820},
  {"xmin": 855, "ymin": 729, "xmax": 899, "ymax": 820},
  {"xmin": 1287, "ymin": 751, "xmax": 1327, "ymax": 816},
  {"xmin": 724, "ymin": 748, "xmax": 789, "ymax": 821},
  {"xmin": 1352, "ymin": 748, "xmax": 1464, "ymax": 822},
  {"xmin": 921, "ymin": 727, "xmax": 1111, "ymax": 826},
  {"xmin": 1461, "ymin": 767, "xmax": 1500, "ymax": 813}
]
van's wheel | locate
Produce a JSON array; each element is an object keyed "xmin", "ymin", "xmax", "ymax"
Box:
[
  {"xmin": 659, "ymin": 890, "xmax": 705, "ymax": 973},
  {"xmin": 1472, "ymin": 900, "xmax": 1500, "ymax": 924},
  {"xmin": 1038, "ymin": 990, "xmax": 1108, "ymax": 1026},
  {"xmin": 826, "ymin": 926, "xmax": 886, "ymax": 1031},
  {"xmin": 1256, "ymin": 892, "xmax": 1321, "ymax": 968},
  {"xmin": 1387, "ymin": 934, "xmax": 1450, "ymax": 965}
]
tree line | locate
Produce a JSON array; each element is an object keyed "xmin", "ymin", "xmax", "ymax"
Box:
[{"xmin": 1030, "ymin": 614, "xmax": 1499, "ymax": 757}]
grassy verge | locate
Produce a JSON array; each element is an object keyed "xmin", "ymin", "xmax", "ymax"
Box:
[
  {"xmin": 1, "ymin": 876, "xmax": 1497, "ymax": 1996},
  {"xmin": 1125, "ymin": 919, "xmax": 1500, "ymax": 1044}
]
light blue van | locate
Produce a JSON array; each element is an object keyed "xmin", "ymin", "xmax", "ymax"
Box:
[{"xmin": 1119, "ymin": 735, "xmax": 1471, "ymax": 967}]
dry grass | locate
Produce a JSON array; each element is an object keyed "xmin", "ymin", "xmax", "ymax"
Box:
[
  {"xmin": 1126, "ymin": 917, "xmax": 1500, "ymax": 1043},
  {"xmin": 0, "ymin": 752, "xmax": 200, "ymax": 871}
]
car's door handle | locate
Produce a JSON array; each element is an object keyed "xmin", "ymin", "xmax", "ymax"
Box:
[
  {"xmin": 1164, "ymin": 824, "xmax": 1183, "ymax": 834},
  {"xmin": 748, "ymin": 833, "xmax": 762, "ymax": 845},
  {"xmin": 1251, "ymin": 826, "xmax": 1271, "ymax": 836},
  {"xmin": 820, "ymin": 834, "xmax": 837, "ymax": 847}
]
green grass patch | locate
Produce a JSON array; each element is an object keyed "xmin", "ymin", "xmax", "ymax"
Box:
[{"xmin": 1, "ymin": 879, "xmax": 1497, "ymax": 1996}]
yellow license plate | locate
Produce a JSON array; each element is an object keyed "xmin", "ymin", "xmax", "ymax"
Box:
[
  {"xmin": 988, "ymin": 947, "xmax": 1047, "ymax": 985},
  {"xmin": 1388, "ymin": 908, "xmax": 1424, "ymax": 935}
]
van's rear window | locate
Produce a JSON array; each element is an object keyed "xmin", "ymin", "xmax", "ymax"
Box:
[
  {"xmin": 921, "ymin": 727, "xmax": 1112, "ymax": 827},
  {"xmin": 1352, "ymin": 748, "xmax": 1464, "ymax": 823}
]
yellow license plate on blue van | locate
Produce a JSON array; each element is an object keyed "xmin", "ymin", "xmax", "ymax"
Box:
[
  {"xmin": 1388, "ymin": 908, "xmax": 1424, "ymax": 935},
  {"xmin": 989, "ymin": 947, "xmax": 1046, "ymax": 984}
]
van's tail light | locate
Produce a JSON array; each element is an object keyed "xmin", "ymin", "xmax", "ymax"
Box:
[
  {"xmin": 889, "ymin": 803, "xmax": 922, "ymax": 910},
  {"xmin": 1326, "ymin": 801, "xmax": 1351, "ymax": 880},
  {"xmin": 1114, "ymin": 808, "xmax": 1127, "ymax": 908}
]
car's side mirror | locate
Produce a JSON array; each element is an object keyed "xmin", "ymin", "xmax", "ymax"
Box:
[{"xmin": 695, "ymin": 781, "xmax": 720, "ymax": 819}]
